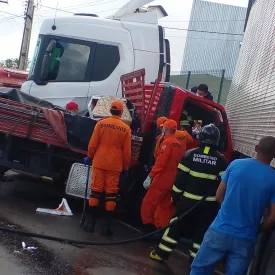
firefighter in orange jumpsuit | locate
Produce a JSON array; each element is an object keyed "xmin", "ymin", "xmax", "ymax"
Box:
[
  {"xmin": 141, "ymin": 119, "xmax": 182, "ymax": 230},
  {"xmin": 154, "ymin": 116, "xmax": 167, "ymax": 160},
  {"xmin": 154, "ymin": 116, "xmax": 192, "ymax": 227},
  {"xmin": 176, "ymin": 119, "xmax": 194, "ymax": 157},
  {"xmin": 83, "ymin": 100, "xmax": 131, "ymax": 235}
]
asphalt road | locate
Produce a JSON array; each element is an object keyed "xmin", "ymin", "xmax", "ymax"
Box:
[{"xmin": 0, "ymin": 172, "xmax": 193, "ymax": 275}]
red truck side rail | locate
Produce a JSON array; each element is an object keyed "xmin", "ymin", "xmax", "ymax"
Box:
[
  {"xmin": 0, "ymin": 97, "xmax": 86, "ymax": 155},
  {"xmin": 0, "ymin": 68, "xmax": 28, "ymax": 88}
]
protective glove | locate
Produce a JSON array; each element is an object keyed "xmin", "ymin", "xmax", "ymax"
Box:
[
  {"xmin": 143, "ymin": 176, "xmax": 152, "ymax": 190},
  {"xmin": 171, "ymin": 191, "xmax": 181, "ymax": 206},
  {"xmin": 84, "ymin": 157, "xmax": 91, "ymax": 166}
]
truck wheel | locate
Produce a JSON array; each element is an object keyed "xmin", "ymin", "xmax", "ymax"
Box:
[{"xmin": 259, "ymin": 231, "xmax": 275, "ymax": 275}]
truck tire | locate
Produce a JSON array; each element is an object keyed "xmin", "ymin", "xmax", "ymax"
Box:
[{"xmin": 259, "ymin": 231, "xmax": 275, "ymax": 275}]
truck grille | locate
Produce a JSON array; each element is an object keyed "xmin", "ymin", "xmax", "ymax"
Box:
[{"xmin": 66, "ymin": 163, "xmax": 92, "ymax": 199}]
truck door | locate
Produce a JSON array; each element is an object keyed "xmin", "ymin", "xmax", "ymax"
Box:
[{"xmin": 28, "ymin": 36, "xmax": 96, "ymax": 110}]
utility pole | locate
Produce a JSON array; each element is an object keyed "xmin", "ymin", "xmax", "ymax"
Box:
[{"xmin": 18, "ymin": 0, "xmax": 34, "ymax": 70}]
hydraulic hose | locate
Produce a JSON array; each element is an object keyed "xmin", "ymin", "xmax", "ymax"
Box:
[{"xmin": 0, "ymin": 195, "xmax": 207, "ymax": 247}]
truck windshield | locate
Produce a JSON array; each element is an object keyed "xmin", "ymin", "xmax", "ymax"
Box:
[
  {"xmin": 28, "ymin": 37, "xmax": 41, "ymax": 79},
  {"xmin": 28, "ymin": 34, "xmax": 120, "ymax": 83}
]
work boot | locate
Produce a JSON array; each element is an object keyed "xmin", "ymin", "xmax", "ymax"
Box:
[
  {"xmin": 101, "ymin": 211, "xmax": 113, "ymax": 236},
  {"xmin": 82, "ymin": 214, "xmax": 97, "ymax": 233},
  {"xmin": 150, "ymin": 250, "xmax": 164, "ymax": 262},
  {"xmin": 102, "ymin": 220, "xmax": 113, "ymax": 236}
]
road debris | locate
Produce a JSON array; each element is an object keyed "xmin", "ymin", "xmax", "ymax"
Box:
[
  {"xmin": 36, "ymin": 198, "xmax": 73, "ymax": 216},
  {"xmin": 22, "ymin": 242, "xmax": 37, "ymax": 251}
]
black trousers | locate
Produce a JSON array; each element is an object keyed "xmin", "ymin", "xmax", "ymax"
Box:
[{"xmin": 155, "ymin": 198, "xmax": 219, "ymax": 261}]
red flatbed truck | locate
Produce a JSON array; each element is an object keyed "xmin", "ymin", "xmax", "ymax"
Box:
[{"xmin": 0, "ymin": 69, "xmax": 232, "ymax": 211}]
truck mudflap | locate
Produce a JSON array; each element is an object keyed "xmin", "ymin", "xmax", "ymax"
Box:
[{"xmin": 66, "ymin": 163, "xmax": 92, "ymax": 199}]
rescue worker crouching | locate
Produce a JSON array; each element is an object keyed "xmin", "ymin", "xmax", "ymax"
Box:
[
  {"xmin": 141, "ymin": 119, "xmax": 182, "ymax": 230},
  {"xmin": 150, "ymin": 124, "xmax": 228, "ymax": 264},
  {"xmin": 83, "ymin": 100, "xmax": 131, "ymax": 235}
]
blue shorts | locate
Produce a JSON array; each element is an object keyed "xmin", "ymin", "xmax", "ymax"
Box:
[{"xmin": 190, "ymin": 228, "xmax": 255, "ymax": 275}]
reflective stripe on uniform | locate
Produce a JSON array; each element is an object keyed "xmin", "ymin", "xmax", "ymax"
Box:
[
  {"xmin": 162, "ymin": 235, "xmax": 177, "ymax": 244},
  {"xmin": 172, "ymin": 185, "xmax": 182, "ymax": 193},
  {"xmin": 159, "ymin": 243, "xmax": 173, "ymax": 252},
  {"xmin": 193, "ymin": 243, "xmax": 200, "ymax": 249},
  {"xmin": 162, "ymin": 217, "xmax": 178, "ymax": 243},
  {"xmin": 219, "ymin": 171, "xmax": 225, "ymax": 176},
  {"xmin": 180, "ymin": 120, "xmax": 189, "ymax": 126},
  {"xmin": 182, "ymin": 110, "xmax": 188, "ymax": 116},
  {"xmin": 203, "ymin": 146, "xmax": 210, "ymax": 154},
  {"xmin": 178, "ymin": 163, "xmax": 190, "ymax": 172},
  {"xmin": 183, "ymin": 191, "xmax": 216, "ymax": 202},
  {"xmin": 189, "ymin": 170, "xmax": 217, "ymax": 180},
  {"xmin": 189, "ymin": 251, "xmax": 197, "ymax": 258}
]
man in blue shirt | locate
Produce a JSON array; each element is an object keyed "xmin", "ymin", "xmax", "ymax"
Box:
[{"xmin": 190, "ymin": 136, "xmax": 275, "ymax": 275}]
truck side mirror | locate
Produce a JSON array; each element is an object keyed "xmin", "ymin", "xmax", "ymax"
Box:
[{"xmin": 40, "ymin": 39, "xmax": 57, "ymax": 82}]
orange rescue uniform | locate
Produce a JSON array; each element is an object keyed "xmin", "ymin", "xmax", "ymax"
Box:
[
  {"xmin": 88, "ymin": 115, "xmax": 131, "ymax": 211},
  {"xmin": 154, "ymin": 134, "xmax": 164, "ymax": 160},
  {"xmin": 141, "ymin": 135, "xmax": 182, "ymax": 228},
  {"xmin": 175, "ymin": 129, "xmax": 194, "ymax": 157},
  {"xmin": 153, "ymin": 130, "xmax": 193, "ymax": 226}
]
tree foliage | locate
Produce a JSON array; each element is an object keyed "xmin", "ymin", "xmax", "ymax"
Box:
[
  {"xmin": 0, "ymin": 58, "xmax": 31, "ymax": 69},
  {"xmin": 0, "ymin": 58, "xmax": 19, "ymax": 68}
]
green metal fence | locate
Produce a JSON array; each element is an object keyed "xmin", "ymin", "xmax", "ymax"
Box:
[{"xmin": 170, "ymin": 70, "xmax": 231, "ymax": 106}]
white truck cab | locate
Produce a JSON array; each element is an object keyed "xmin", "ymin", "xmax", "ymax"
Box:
[{"xmin": 22, "ymin": 0, "xmax": 170, "ymax": 111}]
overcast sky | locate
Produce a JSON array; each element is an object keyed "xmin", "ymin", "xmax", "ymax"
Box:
[{"xmin": 0, "ymin": 0, "xmax": 249, "ymax": 71}]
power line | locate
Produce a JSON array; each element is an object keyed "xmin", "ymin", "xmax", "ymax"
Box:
[
  {"xmin": 0, "ymin": 8, "xmax": 23, "ymax": 27},
  {"xmin": 0, "ymin": 10, "xmax": 24, "ymax": 17},
  {"xmin": 0, "ymin": 15, "xmax": 22, "ymax": 23},
  {"xmin": 59, "ymin": 0, "xmax": 119, "ymax": 11},
  {"xmin": 35, "ymin": 9, "xmax": 44, "ymax": 20},
  {"xmin": 163, "ymin": 27, "xmax": 243, "ymax": 36},
  {"xmin": 39, "ymin": 5, "xmax": 119, "ymax": 16},
  {"xmin": 166, "ymin": 35, "xmax": 242, "ymax": 42},
  {"xmin": 160, "ymin": 19, "xmax": 245, "ymax": 23},
  {"xmin": 39, "ymin": 4, "xmax": 74, "ymax": 14}
]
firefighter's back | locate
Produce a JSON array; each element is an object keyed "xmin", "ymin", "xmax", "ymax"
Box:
[
  {"xmin": 175, "ymin": 130, "xmax": 193, "ymax": 157},
  {"xmin": 92, "ymin": 117, "xmax": 131, "ymax": 172},
  {"xmin": 159, "ymin": 135, "xmax": 181, "ymax": 179},
  {"xmin": 183, "ymin": 146, "xmax": 227, "ymax": 201}
]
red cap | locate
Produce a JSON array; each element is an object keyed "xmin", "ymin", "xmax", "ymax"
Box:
[
  {"xmin": 161, "ymin": 119, "xmax": 177, "ymax": 130},
  {"xmin": 66, "ymin": 102, "xmax": 78, "ymax": 110},
  {"xmin": 156, "ymin": 116, "xmax": 167, "ymax": 128},
  {"xmin": 111, "ymin": 100, "xmax": 124, "ymax": 111}
]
